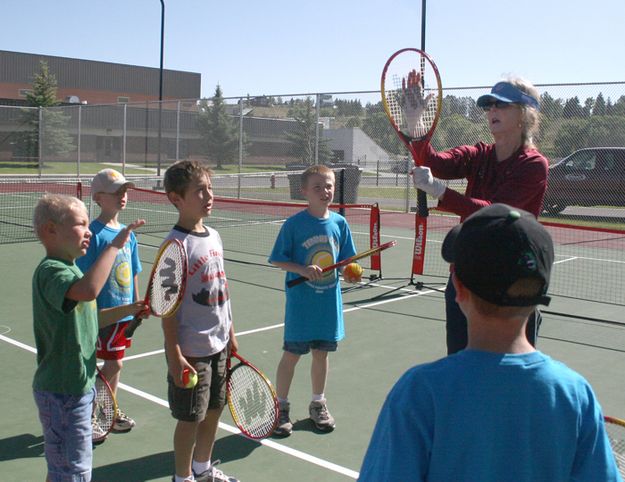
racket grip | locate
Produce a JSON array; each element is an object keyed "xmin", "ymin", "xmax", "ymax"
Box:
[
  {"xmin": 417, "ymin": 189, "xmax": 429, "ymax": 217},
  {"xmin": 286, "ymin": 276, "xmax": 307, "ymax": 288},
  {"xmin": 124, "ymin": 315, "xmax": 142, "ymax": 338}
]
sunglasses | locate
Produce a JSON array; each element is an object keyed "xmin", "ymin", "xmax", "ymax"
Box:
[{"xmin": 482, "ymin": 100, "xmax": 516, "ymax": 112}]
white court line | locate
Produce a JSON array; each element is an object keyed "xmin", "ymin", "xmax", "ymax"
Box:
[
  {"xmin": 0, "ymin": 334, "xmax": 359, "ymax": 479},
  {"xmin": 554, "ymin": 256, "xmax": 578, "ymax": 264}
]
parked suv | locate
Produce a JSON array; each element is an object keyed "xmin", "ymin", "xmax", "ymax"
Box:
[{"xmin": 542, "ymin": 147, "xmax": 625, "ymax": 214}]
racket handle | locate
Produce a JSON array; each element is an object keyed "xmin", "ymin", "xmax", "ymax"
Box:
[
  {"xmin": 417, "ymin": 189, "xmax": 429, "ymax": 217},
  {"xmin": 286, "ymin": 276, "xmax": 307, "ymax": 288},
  {"xmin": 124, "ymin": 315, "xmax": 142, "ymax": 338}
]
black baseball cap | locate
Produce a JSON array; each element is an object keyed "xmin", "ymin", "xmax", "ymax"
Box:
[{"xmin": 441, "ymin": 204, "xmax": 554, "ymax": 307}]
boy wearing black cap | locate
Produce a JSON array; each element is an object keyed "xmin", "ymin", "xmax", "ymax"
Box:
[{"xmin": 359, "ymin": 204, "xmax": 620, "ymax": 481}]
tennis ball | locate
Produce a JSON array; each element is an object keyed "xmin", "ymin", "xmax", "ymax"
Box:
[
  {"xmin": 182, "ymin": 368, "xmax": 198, "ymax": 389},
  {"xmin": 344, "ymin": 262, "xmax": 363, "ymax": 282}
]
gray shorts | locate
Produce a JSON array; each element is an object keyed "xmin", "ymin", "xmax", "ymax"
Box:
[
  {"xmin": 167, "ymin": 349, "xmax": 228, "ymax": 422},
  {"xmin": 283, "ymin": 340, "xmax": 338, "ymax": 355}
]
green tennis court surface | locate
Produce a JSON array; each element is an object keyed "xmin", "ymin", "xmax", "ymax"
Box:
[{"xmin": 2, "ymin": 218, "xmax": 625, "ymax": 481}]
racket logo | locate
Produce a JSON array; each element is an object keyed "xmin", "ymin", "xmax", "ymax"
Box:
[
  {"xmin": 158, "ymin": 257, "xmax": 180, "ymax": 301},
  {"xmin": 414, "ymin": 223, "xmax": 424, "ymax": 257},
  {"xmin": 238, "ymin": 380, "xmax": 269, "ymax": 425}
]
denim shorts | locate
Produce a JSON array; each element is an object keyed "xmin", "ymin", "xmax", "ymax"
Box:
[
  {"xmin": 33, "ymin": 387, "xmax": 96, "ymax": 482},
  {"xmin": 167, "ymin": 349, "xmax": 228, "ymax": 422},
  {"xmin": 283, "ymin": 340, "xmax": 338, "ymax": 355}
]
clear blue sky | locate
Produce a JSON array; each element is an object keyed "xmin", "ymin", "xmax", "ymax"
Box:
[{"xmin": 2, "ymin": 0, "xmax": 624, "ymax": 99}]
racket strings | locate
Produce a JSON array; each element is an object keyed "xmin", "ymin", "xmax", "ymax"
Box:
[
  {"xmin": 93, "ymin": 377, "xmax": 116, "ymax": 439},
  {"xmin": 228, "ymin": 364, "xmax": 277, "ymax": 438},
  {"xmin": 606, "ymin": 422, "xmax": 625, "ymax": 476},
  {"xmin": 150, "ymin": 243, "xmax": 186, "ymax": 316}
]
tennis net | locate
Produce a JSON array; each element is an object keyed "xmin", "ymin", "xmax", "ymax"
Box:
[{"xmin": 408, "ymin": 212, "xmax": 625, "ymax": 309}]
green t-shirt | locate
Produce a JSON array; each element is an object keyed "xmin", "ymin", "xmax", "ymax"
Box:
[{"xmin": 32, "ymin": 257, "xmax": 98, "ymax": 395}]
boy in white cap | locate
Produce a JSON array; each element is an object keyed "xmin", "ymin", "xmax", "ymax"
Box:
[
  {"xmin": 359, "ymin": 203, "xmax": 621, "ymax": 481},
  {"xmin": 77, "ymin": 168, "xmax": 144, "ymax": 439}
]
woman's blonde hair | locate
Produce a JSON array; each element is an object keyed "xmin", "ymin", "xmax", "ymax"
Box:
[{"xmin": 506, "ymin": 76, "xmax": 541, "ymax": 148}]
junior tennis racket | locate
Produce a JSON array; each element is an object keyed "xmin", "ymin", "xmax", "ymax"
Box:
[
  {"xmin": 125, "ymin": 238, "xmax": 188, "ymax": 338},
  {"xmin": 93, "ymin": 367, "xmax": 118, "ymax": 444},
  {"xmin": 287, "ymin": 240, "xmax": 397, "ymax": 288},
  {"xmin": 381, "ymin": 48, "xmax": 442, "ymax": 277},
  {"xmin": 227, "ymin": 351, "xmax": 279, "ymax": 440},
  {"xmin": 605, "ymin": 415, "xmax": 625, "ymax": 477}
]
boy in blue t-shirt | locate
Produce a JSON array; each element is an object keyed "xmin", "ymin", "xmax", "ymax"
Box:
[
  {"xmin": 269, "ymin": 165, "xmax": 360, "ymax": 436},
  {"xmin": 77, "ymin": 168, "xmax": 143, "ymax": 436},
  {"xmin": 359, "ymin": 204, "xmax": 621, "ymax": 481}
]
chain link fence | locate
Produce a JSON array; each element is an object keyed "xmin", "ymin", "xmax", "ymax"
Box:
[{"xmin": 0, "ymin": 82, "xmax": 624, "ymax": 213}]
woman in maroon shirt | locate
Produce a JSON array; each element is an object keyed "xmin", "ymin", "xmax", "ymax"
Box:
[{"xmin": 410, "ymin": 78, "xmax": 549, "ymax": 354}]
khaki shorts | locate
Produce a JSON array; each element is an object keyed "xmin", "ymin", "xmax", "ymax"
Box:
[{"xmin": 167, "ymin": 349, "xmax": 228, "ymax": 422}]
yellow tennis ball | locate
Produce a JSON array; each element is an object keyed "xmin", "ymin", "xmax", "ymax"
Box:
[
  {"xmin": 344, "ymin": 262, "xmax": 363, "ymax": 279},
  {"xmin": 182, "ymin": 368, "xmax": 198, "ymax": 389}
]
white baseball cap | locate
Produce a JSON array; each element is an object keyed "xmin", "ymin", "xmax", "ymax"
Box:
[{"xmin": 91, "ymin": 169, "xmax": 134, "ymax": 199}]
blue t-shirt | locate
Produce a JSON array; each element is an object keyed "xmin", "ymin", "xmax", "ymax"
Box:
[
  {"xmin": 359, "ymin": 350, "xmax": 621, "ymax": 482},
  {"xmin": 269, "ymin": 210, "xmax": 356, "ymax": 342},
  {"xmin": 76, "ymin": 219, "xmax": 142, "ymax": 322}
]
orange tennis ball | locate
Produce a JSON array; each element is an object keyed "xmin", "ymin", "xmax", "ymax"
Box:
[
  {"xmin": 182, "ymin": 368, "xmax": 198, "ymax": 388},
  {"xmin": 344, "ymin": 262, "xmax": 363, "ymax": 282}
]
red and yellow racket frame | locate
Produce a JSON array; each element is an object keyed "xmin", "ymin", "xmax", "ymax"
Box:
[{"xmin": 381, "ymin": 48, "xmax": 442, "ymax": 278}]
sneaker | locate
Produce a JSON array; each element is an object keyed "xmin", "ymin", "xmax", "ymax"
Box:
[
  {"xmin": 273, "ymin": 400, "xmax": 293, "ymax": 437},
  {"xmin": 111, "ymin": 409, "xmax": 136, "ymax": 433},
  {"xmin": 194, "ymin": 460, "xmax": 239, "ymax": 482},
  {"xmin": 309, "ymin": 400, "xmax": 335, "ymax": 432}
]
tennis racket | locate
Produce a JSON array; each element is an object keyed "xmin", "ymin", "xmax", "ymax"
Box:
[
  {"xmin": 605, "ymin": 415, "xmax": 625, "ymax": 477},
  {"xmin": 125, "ymin": 238, "xmax": 188, "ymax": 338},
  {"xmin": 92, "ymin": 367, "xmax": 118, "ymax": 444},
  {"xmin": 226, "ymin": 351, "xmax": 279, "ymax": 440},
  {"xmin": 286, "ymin": 240, "xmax": 397, "ymax": 288},
  {"xmin": 381, "ymin": 48, "xmax": 442, "ymax": 276}
]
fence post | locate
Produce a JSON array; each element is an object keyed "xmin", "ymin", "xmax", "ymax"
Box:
[
  {"xmin": 315, "ymin": 94, "xmax": 320, "ymax": 165},
  {"xmin": 77, "ymin": 105, "xmax": 82, "ymax": 178},
  {"xmin": 122, "ymin": 103, "xmax": 127, "ymax": 175},
  {"xmin": 38, "ymin": 107, "xmax": 43, "ymax": 178}
]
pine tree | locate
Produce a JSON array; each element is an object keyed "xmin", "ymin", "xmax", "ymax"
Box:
[
  {"xmin": 285, "ymin": 97, "xmax": 332, "ymax": 165},
  {"xmin": 16, "ymin": 61, "xmax": 74, "ymax": 162},
  {"xmin": 197, "ymin": 85, "xmax": 240, "ymax": 169}
]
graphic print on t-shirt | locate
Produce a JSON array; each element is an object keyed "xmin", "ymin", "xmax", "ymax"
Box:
[
  {"xmin": 190, "ymin": 254, "xmax": 230, "ymax": 307},
  {"xmin": 304, "ymin": 234, "xmax": 338, "ymax": 291}
]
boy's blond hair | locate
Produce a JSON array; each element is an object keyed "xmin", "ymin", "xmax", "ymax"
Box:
[
  {"xmin": 164, "ymin": 160, "xmax": 213, "ymax": 198},
  {"xmin": 33, "ymin": 194, "xmax": 85, "ymax": 240},
  {"xmin": 301, "ymin": 165, "xmax": 334, "ymax": 187}
]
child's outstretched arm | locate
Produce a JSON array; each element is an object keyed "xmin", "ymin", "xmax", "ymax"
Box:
[
  {"xmin": 99, "ymin": 300, "xmax": 149, "ymax": 328},
  {"xmin": 68, "ymin": 219, "xmax": 145, "ymax": 301}
]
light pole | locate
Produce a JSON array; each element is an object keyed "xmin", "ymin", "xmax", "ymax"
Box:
[{"xmin": 157, "ymin": 0, "xmax": 165, "ymax": 176}]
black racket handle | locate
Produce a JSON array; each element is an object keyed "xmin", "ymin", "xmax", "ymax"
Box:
[
  {"xmin": 124, "ymin": 315, "xmax": 142, "ymax": 338},
  {"xmin": 417, "ymin": 189, "xmax": 429, "ymax": 217}
]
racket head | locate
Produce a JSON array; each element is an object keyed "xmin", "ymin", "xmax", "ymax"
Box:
[
  {"xmin": 93, "ymin": 368, "xmax": 118, "ymax": 443},
  {"xmin": 381, "ymin": 48, "xmax": 442, "ymax": 149},
  {"xmin": 605, "ymin": 416, "xmax": 625, "ymax": 477},
  {"xmin": 148, "ymin": 238, "xmax": 188, "ymax": 318},
  {"xmin": 226, "ymin": 353, "xmax": 279, "ymax": 440}
]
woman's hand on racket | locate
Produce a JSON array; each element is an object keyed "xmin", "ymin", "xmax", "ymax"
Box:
[
  {"xmin": 111, "ymin": 219, "xmax": 146, "ymax": 249},
  {"xmin": 398, "ymin": 70, "xmax": 434, "ymax": 138},
  {"xmin": 411, "ymin": 166, "xmax": 446, "ymax": 199}
]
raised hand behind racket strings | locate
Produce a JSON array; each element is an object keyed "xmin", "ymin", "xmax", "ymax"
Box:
[
  {"xmin": 397, "ymin": 69, "xmax": 435, "ymax": 138},
  {"xmin": 125, "ymin": 238, "xmax": 187, "ymax": 338}
]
